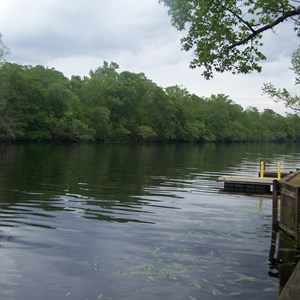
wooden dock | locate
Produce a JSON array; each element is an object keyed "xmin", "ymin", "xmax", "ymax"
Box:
[
  {"xmin": 272, "ymin": 170, "xmax": 300, "ymax": 299},
  {"xmin": 217, "ymin": 161, "xmax": 295, "ymax": 195},
  {"xmin": 279, "ymin": 261, "xmax": 300, "ymax": 300},
  {"xmin": 272, "ymin": 171, "xmax": 300, "ymax": 239},
  {"xmin": 218, "ymin": 175, "xmax": 276, "ymax": 194}
]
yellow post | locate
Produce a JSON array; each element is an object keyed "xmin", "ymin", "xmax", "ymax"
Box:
[
  {"xmin": 260, "ymin": 161, "xmax": 264, "ymax": 178},
  {"xmin": 277, "ymin": 162, "xmax": 281, "ymax": 179}
]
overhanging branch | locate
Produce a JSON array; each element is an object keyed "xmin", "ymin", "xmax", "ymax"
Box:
[{"xmin": 228, "ymin": 6, "xmax": 300, "ymax": 49}]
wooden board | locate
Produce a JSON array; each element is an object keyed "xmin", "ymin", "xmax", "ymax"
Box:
[{"xmin": 218, "ymin": 176, "xmax": 276, "ymax": 184}]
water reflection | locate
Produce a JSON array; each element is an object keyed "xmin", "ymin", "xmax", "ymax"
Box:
[
  {"xmin": 1, "ymin": 143, "xmax": 300, "ymax": 300},
  {"xmin": 269, "ymin": 229, "xmax": 300, "ymax": 294}
]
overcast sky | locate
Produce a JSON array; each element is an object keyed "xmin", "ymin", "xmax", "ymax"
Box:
[{"xmin": 1, "ymin": 0, "xmax": 299, "ymax": 114}]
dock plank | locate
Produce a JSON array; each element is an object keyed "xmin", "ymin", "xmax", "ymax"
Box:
[
  {"xmin": 218, "ymin": 176, "xmax": 276, "ymax": 184},
  {"xmin": 218, "ymin": 176, "xmax": 276, "ymax": 194}
]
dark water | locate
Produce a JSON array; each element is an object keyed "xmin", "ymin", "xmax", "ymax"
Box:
[{"xmin": 1, "ymin": 143, "xmax": 300, "ymax": 300}]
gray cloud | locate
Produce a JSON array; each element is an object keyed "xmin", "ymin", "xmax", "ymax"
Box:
[
  {"xmin": 261, "ymin": 21, "xmax": 298, "ymax": 63},
  {"xmin": 4, "ymin": 0, "xmax": 172, "ymax": 62},
  {"xmin": 1, "ymin": 0, "xmax": 298, "ymax": 114}
]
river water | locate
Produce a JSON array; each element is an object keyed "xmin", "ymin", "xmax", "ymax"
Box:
[{"xmin": 1, "ymin": 143, "xmax": 300, "ymax": 300}]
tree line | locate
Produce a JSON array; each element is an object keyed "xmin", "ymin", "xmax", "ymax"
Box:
[{"xmin": 0, "ymin": 61, "xmax": 299, "ymax": 143}]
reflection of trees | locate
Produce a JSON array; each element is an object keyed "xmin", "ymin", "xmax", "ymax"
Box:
[
  {"xmin": 1, "ymin": 143, "xmax": 300, "ymax": 223},
  {"xmin": 2, "ymin": 143, "xmax": 300, "ymax": 197},
  {"xmin": 0, "ymin": 145, "xmax": 15, "ymax": 202},
  {"xmin": 269, "ymin": 229, "xmax": 300, "ymax": 294}
]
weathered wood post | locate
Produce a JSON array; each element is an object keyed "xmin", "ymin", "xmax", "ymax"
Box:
[
  {"xmin": 296, "ymin": 186, "xmax": 300, "ymax": 241},
  {"xmin": 272, "ymin": 179, "xmax": 279, "ymax": 228},
  {"xmin": 268, "ymin": 229, "xmax": 278, "ymax": 267}
]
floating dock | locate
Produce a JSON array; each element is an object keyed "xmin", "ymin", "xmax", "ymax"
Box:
[
  {"xmin": 218, "ymin": 176, "xmax": 275, "ymax": 194},
  {"xmin": 218, "ymin": 161, "xmax": 288, "ymax": 195}
]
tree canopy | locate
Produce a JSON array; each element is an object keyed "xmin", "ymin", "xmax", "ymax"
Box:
[
  {"xmin": 0, "ymin": 61, "xmax": 299, "ymax": 143},
  {"xmin": 159, "ymin": 0, "xmax": 300, "ymax": 79}
]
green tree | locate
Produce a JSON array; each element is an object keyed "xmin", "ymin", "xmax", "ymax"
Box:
[
  {"xmin": 69, "ymin": 75, "xmax": 84, "ymax": 95},
  {"xmin": 0, "ymin": 35, "xmax": 15, "ymax": 141},
  {"xmin": 263, "ymin": 46, "xmax": 300, "ymax": 112},
  {"xmin": 0, "ymin": 62, "xmax": 94, "ymax": 142},
  {"xmin": 0, "ymin": 69, "xmax": 16, "ymax": 141},
  {"xmin": 146, "ymin": 85, "xmax": 177, "ymax": 140},
  {"xmin": 205, "ymin": 94, "xmax": 245, "ymax": 141},
  {"xmin": 1, "ymin": 58, "xmax": 298, "ymax": 143},
  {"xmin": 160, "ymin": 0, "xmax": 300, "ymax": 79},
  {"xmin": 165, "ymin": 86, "xmax": 212, "ymax": 142},
  {"xmin": 115, "ymin": 71, "xmax": 160, "ymax": 140},
  {"xmin": 80, "ymin": 62, "xmax": 121, "ymax": 140},
  {"xmin": 0, "ymin": 63, "xmax": 48, "ymax": 141},
  {"xmin": 260, "ymin": 109, "xmax": 290, "ymax": 141},
  {"xmin": 244, "ymin": 106, "xmax": 264, "ymax": 141},
  {"xmin": 285, "ymin": 113, "xmax": 300, "ymax": 140}
]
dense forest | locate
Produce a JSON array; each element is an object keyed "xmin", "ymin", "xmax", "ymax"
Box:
[{"xmin": 0, "ymin": 61, "xmax": 299, "ymax": 143}]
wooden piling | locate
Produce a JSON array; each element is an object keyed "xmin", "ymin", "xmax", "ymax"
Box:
[
  {"xmin": 272, "ymin": 180, "xmax": 279, "ymax": 228},
  {"xmin": 296, "ymin": 187, "xmax": 300, "ymax": 241}
]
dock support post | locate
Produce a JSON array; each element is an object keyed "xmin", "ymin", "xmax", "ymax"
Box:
[
  {"xmin": 296, "ymin": 187, "xmax": 300, "ymax": 241},
  {"xmin": 272, "ymin": 180, "xmax": 279, "ymax": 228},
  {"xmin": 260, "ymin": 160, "xmax": 265, "ymax": 178},
  {"xmin": 278, "ymin": 162, "xmax": 282, "ymax": 180}
]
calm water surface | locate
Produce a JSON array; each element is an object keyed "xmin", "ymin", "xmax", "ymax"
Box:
[{"xmin": 1, "ymin": 143, "xmax": 300, "ymax": 300}]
